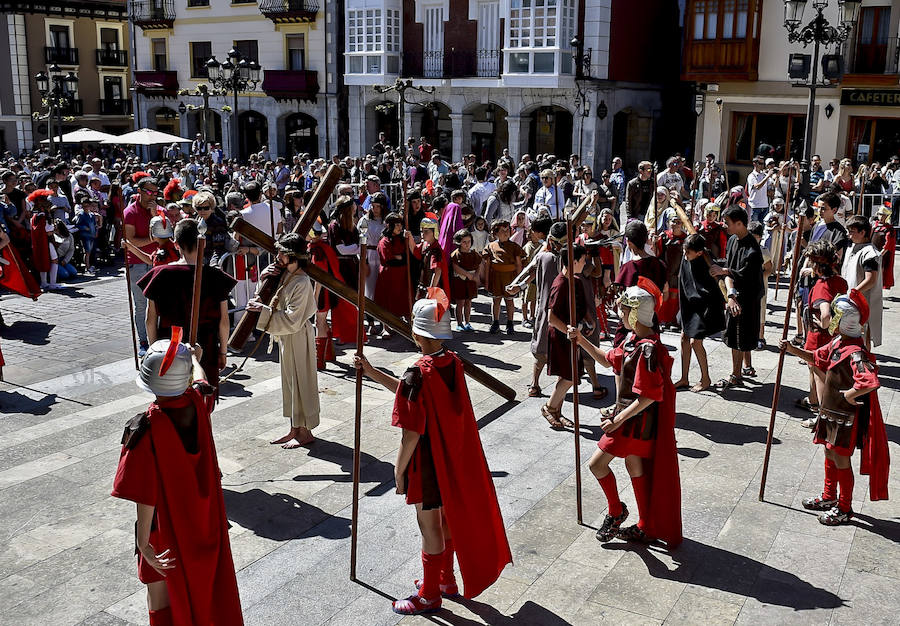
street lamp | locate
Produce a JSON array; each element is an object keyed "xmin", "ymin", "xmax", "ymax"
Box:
[
  {"xmin": 373, "ymin": 78, "xmax": 435, "ymax": 152},
  {"xmin": 571, "ymin": 37, "xmax": 592, "ymax": 159},
  {"xmin": 33, "ymin": 64, "xmax": 79, "ymax": 154},
  {"xmin": 204, "ymin": 48, "xmax": 262, "ymax": 160},
  {"xmin": 782, "ymin": 0, "xmax": 860, "ymax": 199}
]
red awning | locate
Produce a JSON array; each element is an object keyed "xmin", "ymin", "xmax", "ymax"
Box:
[
  {"xmin": 133, "ymin": 71, "xmax": 178, "ymax": 95},
  {"xmin": 261, "ymin": 70, "xmax": 319, "ymax": 102}
]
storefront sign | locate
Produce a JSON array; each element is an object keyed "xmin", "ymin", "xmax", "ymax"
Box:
[{"xmin": 841, "ymin": 89, "xmax": 900, "ymax": 106}]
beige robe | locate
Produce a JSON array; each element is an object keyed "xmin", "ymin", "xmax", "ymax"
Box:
[{"xmin": 256, "ymin": 272, "xmax": 320, "ymax": 428}]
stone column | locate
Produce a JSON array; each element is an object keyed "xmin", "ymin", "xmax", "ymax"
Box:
[
  {"xmin": 461, "ymin": 113, "xmax": 473, "ymax": 159},
  {"xmin": 450, "ymin": 113, "xmax": 463, "ymax": 162},
  {"xmin": 507, "ymin": 115, "xmax": 524, "ymax": 163}
]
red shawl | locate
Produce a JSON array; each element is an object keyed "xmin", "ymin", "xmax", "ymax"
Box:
[
  {"xmin": 111, "ymin": 383, "xmax": 243, "ymax": 624},
  {"xmin": 392, "ymin": 352, "xmax": 512, "ymax": 598},
  {"xmin": 309, "ymin": 240, "xmax": 357, "ymax": 343},
  {"xmin": 30, "ymin": 213, "xmax": 51, "ymax": 272},
  {"xmin": 0, "ymin": 243, "xmax": 41, "ymax": 299}
]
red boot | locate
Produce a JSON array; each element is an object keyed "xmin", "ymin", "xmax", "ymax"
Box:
[
  {"xmin": 148, "ymin": 607, "xmax": 173, "ymax": 626},
  {"xmin": 315, "ymin": 337, "xmax": 326, "ymax": 371}
]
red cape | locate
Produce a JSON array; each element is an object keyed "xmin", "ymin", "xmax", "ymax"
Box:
[
  {"xmin": 821, "ymin": 339, "xmax": 891, "ymax": 501},
  {"xmin": 111, "ymin": 383, "xmax": 243, "ymax": 624},
  {"xmin": 392, "ymin": 352, "xmax": 512, "ymax": 598},
  {"xmin": 699, "ymin": 220, "xmax": 728, "ymax": 259},
  {"xmin": 309, "ymin": 240, "xmax": 358, "ymax": 343},
  {"xmin": 30, "ymin": 214, "xmax": 51, "ymax": 272},
  {"xmin": 874, "ymin": 222, "xmax": 895, "ymax": 289},
  {"xmin": 0, "ymin": 243, "xmax": 41, "ymax": 299}
]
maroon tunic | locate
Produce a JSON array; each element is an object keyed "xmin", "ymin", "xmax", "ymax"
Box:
[
  {"xmin": 546, "ymin": 272, "xmax": 586, "ymax": 381},
  {"xmin": 375, "ymin": 235, "xmax": 412, "ymax": 318}
]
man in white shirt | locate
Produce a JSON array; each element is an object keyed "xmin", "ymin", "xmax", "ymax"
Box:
[
  {"xmin": 468, "ymin": 166, "xmax": 495, "ymax": 216},
  {"xmin": 823, "ymin": 159, "xmax": 839, "ymax": 184},
  {"xmin": 656, "ymin": 157, "xmax": 687, "ymax": 200},
  {"xmin": 746, "ymin": 156, "xmax": 773, "ymax": 223},
  {"xmin": 534, "ymin": 169, "xmax": 564, "ymax": 220},
  {"xmin": 240, "ymin": 181, "xmax": 282, "ymax": 238}
]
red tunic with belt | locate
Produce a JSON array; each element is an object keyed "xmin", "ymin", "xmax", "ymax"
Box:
[
  {"xmin": 602, "ymin": 333, "xmax": 682, "ymax": 547},
  {"xmin": 804, "ymin": 275, "xmax": 847, "ymax": 351},
  {"xmin": 699, "ymin": 220, "xmax": 728, "ymax": 260},
  {"xmin": 392, "ymin": 351, "xmax": 512, "ymax": 598},
  {"xmin": 111, "ymin": 382, "xmax": 243, "ymax": 625},
  {"xmin": 30, "ymin": 213, "xmax": 51, "ymax": 273},
  {"xmin": 309, "ymin": 239, "xmax": 356, "ymax": 343},
  {"xmin": 812, "ymin": 336, "xmax": 890, "ymax": 500},
  {"xmin": 656, "ymin": 229, "xmax": 686, "ymax": 324},
  {"xmin": 375, "ymin": 235, "xmax": 412, "ymax": 318}
]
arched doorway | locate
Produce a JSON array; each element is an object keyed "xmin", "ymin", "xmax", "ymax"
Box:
[
  {"xmin": 420, "ymin": 103, "xmax": 452, "ymax": 159},
  {"xmin": 187, "ymin": 110, "xmax": 222, "ymax": 149},
  {"xmin": 369, "ymin": 101, "xmax": 399, "ymax": 152},
  {"xmin": 285, "ymin": 112, "xmax": 319, "ymax": 158},
  {"xmin": 238, "ymin": 111, "xmax": 268, "ymax": 161},
  {"xmin": 528, "ymin": 106, "xmax": 573, "ymax": 158},
  {"xmin": 153, "ymin": 107, "xmax": 179, "ymax": 136},
  {"xmin": 611, "ymin": 107, "xmax": 651, "ymax": 171},
  {"xmin": 468, "ymin": 104, "xmax": 508, "ymax": 164}
]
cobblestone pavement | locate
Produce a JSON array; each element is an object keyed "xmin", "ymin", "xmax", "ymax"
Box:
[{"xmin": 0, "ymin": 266, "xmax": 898, "ymax": 625}]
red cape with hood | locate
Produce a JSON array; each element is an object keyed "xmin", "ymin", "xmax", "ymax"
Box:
[
  {"xmin": 392, "ymin": 351, "xmax": 512, "ymax": 598},
  {"xmin": 111, "ymin": 382, "xmax": 243, "ymax": 624},
  {"xmin": 603, "ymin": 334, "xmax": 683, "ymax": 548},
  {"xmin": 813, "ymin": 336, "xmax": 890, "ymax": 500},
  {"xmin": 309, "ymin": 239, "xmax": 357, "ymax": 343},
  {"xmin": 0, "ymin": 243, "xmax": 41, "ymax": 299},
  {"xmin": 30, "ymin": 213, "xmax": 51, "ymax": 272}
]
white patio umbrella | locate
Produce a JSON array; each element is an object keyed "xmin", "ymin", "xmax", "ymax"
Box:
[
  {"xmin": 100, "ymin": 128, "xmax": 191, "ymax": 145},
  {"xmin": 40, "ymin": 127, "xmax": 117, "ymax": 144}
]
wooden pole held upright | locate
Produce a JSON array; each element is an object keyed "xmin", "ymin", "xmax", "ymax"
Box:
[
  {"xmin": 350, "ymin": 234, "xmax": 367, "ymax": 581},
  {"xmin": 122, "ymin": 236, "xmax": 140, "ymax": 370},
  {"xmin": 759, "ymin": 213, "xmax": 808, "ymax": 501},
  {"xmin": 189, "ymin": 233, "xmax": 206, "ymax": 345},
  {"xmin": 774, "ymin": 163, "xmax": 793, "ymax": 301}
]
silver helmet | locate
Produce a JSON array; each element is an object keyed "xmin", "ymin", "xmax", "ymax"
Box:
[
  {"xmin": 150, "ymin": 215, "xmax": 174, "ymax": 239},
  {"xmin": 412, "ymin": 297, "xmax": 453, "ymax": 340},
  {"xmin": 136, "ymin": 339, "xmax": 192, "ymax": 397}
]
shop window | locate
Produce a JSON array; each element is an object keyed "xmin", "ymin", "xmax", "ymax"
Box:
[
  {"xmin": 731, "ymin": 112, "xmax": 806, "ymax": 164},
  {"xmin": 847, "ymin": 116, "xmax": 900, "ymax": 164}
]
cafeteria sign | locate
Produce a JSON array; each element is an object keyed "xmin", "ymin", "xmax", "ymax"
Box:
[{"xmin": 841, "ymin": 89, "xmax": 900, "ymax": 106}]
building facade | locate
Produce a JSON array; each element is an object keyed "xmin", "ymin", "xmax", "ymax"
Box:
[
  {"xmin": 129, "ymin": 0, "xmax": 343, "ymax": 160},
  {"xmin": 344, "ymin": 0, "xmax": 682, "ymax": 170},
  {"xmin": 688, "ymin": 0, "xmax": 900, "ymax": 180},
  {"xmin": 0, "ymin": 0, "xmax": 132, "ymax": 154}
]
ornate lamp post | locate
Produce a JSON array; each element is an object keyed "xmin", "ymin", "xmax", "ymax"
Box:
[
  {"xmin": 571, "ymin": 37, "xmax": 593, "ymax": 160},
  {"xmin": 782, "ymin": 0, "xmax": 861, "ymax": 199},
  {"xmin": 204, "ymin": 48, "xmax": 261, "ymax": 160},
  {"xmin": 374, "ymin": 78, "xmax": 435, "ymax": 152},
  {"xmin": 33, "ymin": 64, "xmax": 79, "ymax": 154}
]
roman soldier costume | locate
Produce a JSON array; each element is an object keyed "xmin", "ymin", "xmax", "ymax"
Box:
[{"xmin": 698, "ymin": 204, "xmax": 728, "ymax": 260}]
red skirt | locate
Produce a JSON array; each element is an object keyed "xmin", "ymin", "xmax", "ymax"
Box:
[
  {"xmin": 450, "ymin": 275, "xmax": 477, "ymax": 301},
  {"xmin": 374, "ymin": 264, "xmax": 411, "ymax": 319}
]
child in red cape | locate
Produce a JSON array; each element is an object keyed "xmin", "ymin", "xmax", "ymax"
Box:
[
  {"xmin": 355, "ymin": 289, "xmax": 512, "ymax": 615},
  {"xmin": 780, "ymin": 289, "xmax": 890, "ymax": 525},
  {"xmin": 111, "ymin": 328, "xmax": 243, "ymax": 625},
  {"xmin": 570, "ymin": 277, "xmax": 683, "ymax": 548}
]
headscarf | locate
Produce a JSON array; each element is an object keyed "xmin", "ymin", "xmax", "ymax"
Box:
[
  {"xmin": 510, "ymin": 209, "xmax": 530, "ymax": 246},
  {"xmin": 438, "ymin": 201, "xmax": 464, "ymax": 259}
]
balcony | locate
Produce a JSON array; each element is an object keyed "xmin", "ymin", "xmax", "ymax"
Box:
[
  {"xmin": 840, "ymin": 37, "xmax": 900, "ymax": 86},
  {"xmin": 44, "ymin": 46, "xmax": 79, "ymax": 65},
  {"xmin": 681, "ymin": 0, "xmax": 762, "ymax": 82},
  {"xmin": 133, "ymin": 70, "xmax": 179, "ymax": 97},
  {"xmin": 261, "ymin": 69, "xmax": 319, "ymax": 102},
  {"xmin": 403, "ymin": 49, "xmax": 502, "ymax": 79},
  {"xmin": 59, "ymin": 99, "xmax": 83, "ymax": 116},
  {"xmin": 130, "ymin": 0, "xmax": 175, "ymax": 29},
  {"xmin": 259, "ymin": 0, "xmax": 318, "ymax": 23},
  {"xmin": 98, "ymin": 98, "xmax": 132, "ymax": 115},
  {"xmin": 0, "ymin": 1, "xmax": 127, "ymax": 19},
  {"xmin": 96, "ymin": 48, "xmax": 128, "ymax": 67}
]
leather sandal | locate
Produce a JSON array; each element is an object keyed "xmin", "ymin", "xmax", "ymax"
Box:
[
  {"xmin": 541, "ymin": 404, "xmax": 565, "ymax": 430},
  {"xmin": 527, "ymin": 385, "xmax": 542, "ymax": 398}
]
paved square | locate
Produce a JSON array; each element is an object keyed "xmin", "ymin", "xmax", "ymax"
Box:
[{"xmin": 1, "ymin": 271, "xmax": 898, "ymax": 625}]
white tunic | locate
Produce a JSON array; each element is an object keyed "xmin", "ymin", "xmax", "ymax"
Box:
[{"xmin": 841, "ymin": 242, "xmax": 883, "ymax": 347}]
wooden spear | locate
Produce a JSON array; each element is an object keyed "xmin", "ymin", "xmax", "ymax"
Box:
[
  {"xmin": 122, "ymin": 235, "xmax": 140, "ymax": 370},
  {"xmin": 350, "ymin": 232, "xmax": 367, "ymax": 581},
  {"xmin": 402, "ymin": 177, "xmax": 414, "ymax": 315},
  {"xmin": 759, "ymin": 210, "xmax": 808, "ymax": 501},
  {"xmin": 774, "ymin": 163, "xmax": 793, "ymax": 301},
  {"xmin": 188, "ymin": 219, "xmax": 207, "ymax": 345}
]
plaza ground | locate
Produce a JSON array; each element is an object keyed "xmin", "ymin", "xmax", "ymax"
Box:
[{"xmin": 0, "ymin": 266, "xmax": 898, "ymax": 625}]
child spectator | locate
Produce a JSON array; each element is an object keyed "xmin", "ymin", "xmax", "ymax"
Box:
[
  {"xmin": 450, "ymin": 229, "xmax": 480, "ymax": 331},
  {"xmin": 483, "ymin": 219, "xmax": 525, "ymax": 334},
  {"xmin": 52, "ymin": 219, "xmax": 78, "ymax": 281}
]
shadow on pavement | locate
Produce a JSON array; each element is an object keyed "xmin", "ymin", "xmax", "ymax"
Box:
[
  {"xmin": 3, "ymin": 320, "xmax": 54, "ymax": 345},
  {"xmin": 223, "ymin": 487, "xmax": 348, "ymax": 541},
  {"xmin": 676, "ymin": 412, "xmax": 779, "ymax": 447},
  {"xmin": 0, "ymin": 388, "xmax": 58, "ymax": 415},
  {"xmin": 605, "ymin": 538, "xmax": 846, "ymax": 611},
  {"xmin": 291, "ymin": 438, "xmax": 397, "ymax": 497},
  {"xmin": 428, "ymin": 598, "xmax": 570, "ymax": 625}
]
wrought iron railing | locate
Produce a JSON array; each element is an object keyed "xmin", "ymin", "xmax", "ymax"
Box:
[
  {"xmin": 129, "ymin": 0, "xmax": 176, "ymax": 25},
  {"xmin": 404, "ymin": 49, "xmax": 502, "ymax": 79},
  {"xmin": 259, "ymin": 0, "xmax": 319, "ymax": 20},
  {"xmin": 96, "ymin": 48, "xmax": 128, "ymax": 66},
  {"xmin": 98, "ymin": 98, "xmax": 132, "ymax": 115},
  {"xmin": 44, "ymin": 46, "xmax": 79, "ymax": 65}
]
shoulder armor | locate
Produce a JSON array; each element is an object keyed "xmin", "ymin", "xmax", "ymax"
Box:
[
  {"xmin": 640, "ymin": 341, "xmax": 658, "ymax": 372},
  {"xmin": 850, "ymin": 350, "xmax": 875, "ymax": 374},
  {"xmin": 400, "ymin": 366, "xmax": 424, "ymax": 402},
  {"xmin": 121, "ymin": 412, "xmax": 150, "ymax": 450}
]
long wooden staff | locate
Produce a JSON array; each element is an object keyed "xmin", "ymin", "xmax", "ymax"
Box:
[
  {"xmin": 774, "ymin": 164, "xmax": 793, "ymax": 301},
  {"xmin": 855, "ymin": 165, "xmax": 867, "ymax": 216},
  {"xmin": 402, "ymin": 177, "xmax": 414, "ymax": 314},
  {"xmin": 350, "ymin": 233, "xmax": 367, "ymax": 581},
  {"xmin": 566, "ymin": 202, "xmax": 590, "ymax": 524},
  {"xmin": 644, "ymin": 162, "xmax": 659, "ymax": 233},
  {"xmin": 122, "ymin": 236, "xmax": 140, "ymax": 370},
  {"xmin": 759, "ymin": 211, "xmax": 808, "ymax": 501},
  {"xmin": 188, "ymin": 220, "xmax": 207, "ymax": 345}
]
